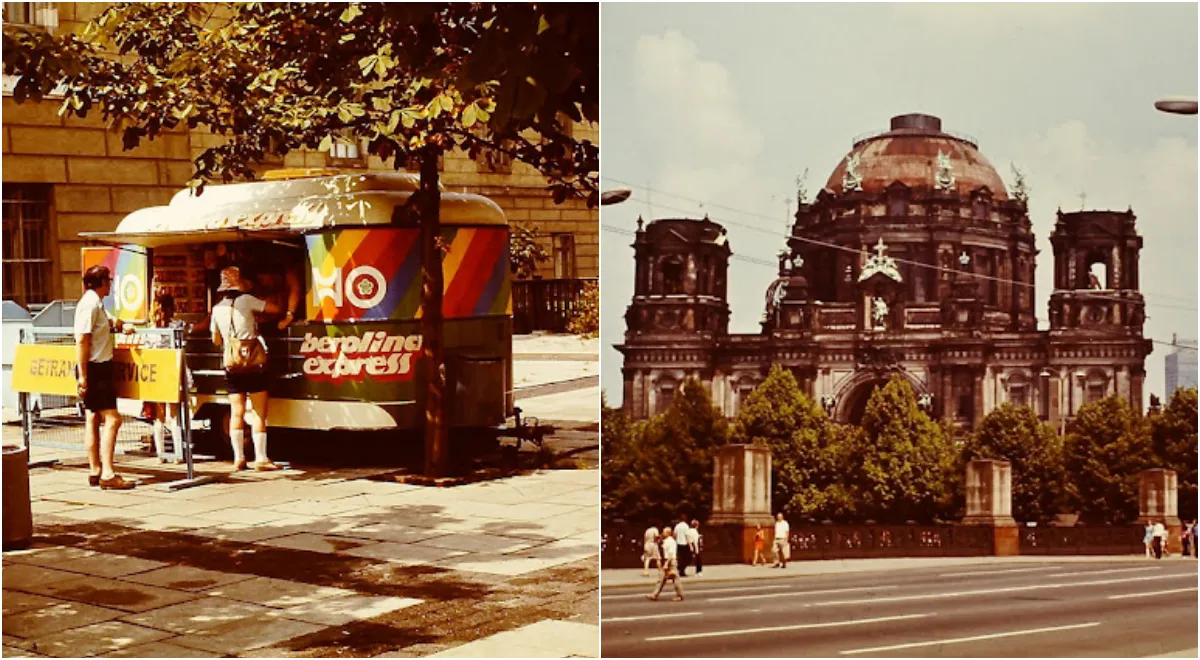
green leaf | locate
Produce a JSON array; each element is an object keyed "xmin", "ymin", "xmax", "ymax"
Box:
[
  {"xmin": 339, "ymin": 33, "xmax": 355, "ymax": 43},
  {"xmin": 340, "ymin": 4, "xmax": 361, "ymax": 23},
  {"xmin": 318, "ymin": 135, "xmax": 333, "ymax": 152},
  {"xmin": 387, "ymin": 110, "xmax": 401, "ymax": 133},
  {"xmin": 371, "ymin": 97, "xmax": 391, "ymax": 112},
  {"xmin": 538, "ymin": 15, "xmax": 550, "ymax": 35},
  {"xmin": 358, "ymin": 55, "xmax": 378, "ymax": 77},
  {"xmin": 461, "ymin": 104, "xmax": 478, "ymax": 128}
]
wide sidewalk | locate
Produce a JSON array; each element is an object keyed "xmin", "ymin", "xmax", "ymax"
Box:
[{"xmin": 602, "ymin": 554, "xmax": 1197, "ymax": 588}]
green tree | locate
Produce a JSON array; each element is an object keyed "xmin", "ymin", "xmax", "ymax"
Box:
[
  {"xmin": 603, "ymin": 380, "xmax": 728, "ymax": 525},
  {"xmin": 509, "ymin": 225, "xmax": 551, "ymax": 280},
  {"xmin": 1148, "ymin": 387, "xmax": 1199, "ymax": 521},
  {"xmin": 731, "ymin": 366, "xmax": 853, "ymax": 521},
  {"xmin": 965, "ymin": 403, "xmax": 1066, "ymax": 522},
  {"xmin": 1063, "ymin": 395, "xmax": 1155, "ymax": 524},
  {"xmin": 849, "ymin": 376, "xmax": 959, "ymax": 523},
  {"xmin": 4, "ymin": 3, "xmax": 598, "ymax": 477},
  {"xmin": 600, "ymin": 393, "xmax": 634, "ymax": 525}
]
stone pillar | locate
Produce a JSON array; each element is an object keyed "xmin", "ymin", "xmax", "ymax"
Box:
[
  {"xmin": 710, "ymin": 445, "xmax": 775, "ymax": 564},
  {"xmin": 972, "ymin": 369, "xmax": 985, "ymax": 429},
  {"xmin": 961, "ymin": 459, "xmax": 1019, "ymax": 556},
  {"xmin": 1138, "ymin": 469, "xmax": 1183, "ymax": 554}
]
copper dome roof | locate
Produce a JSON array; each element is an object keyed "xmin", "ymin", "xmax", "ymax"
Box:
[{"xmin": 824, "ymin": 114, "xmax": 1009, "ymax": 200}]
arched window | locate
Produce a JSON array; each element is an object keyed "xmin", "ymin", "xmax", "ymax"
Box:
[
  {"xmin": 656, "ymin": 377, "xmax": 677, "ymax": 415},
  {"xmin": 1087, "ymin": 262, "xmax": 1108, "ymax": 290},
  {"xmin": 1007, "ymin": 372, "xmax": 1030, "ymax": 408},
  {"xmin": 1084, "ymin": 370, "xmax": 1108, "ymax": 405},
  {"xmin": 661, "ymin": 258, "xmax": 684, "ymax": 295}
]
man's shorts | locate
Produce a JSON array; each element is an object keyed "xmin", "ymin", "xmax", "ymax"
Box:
[{"xmin": 80, "ymin": 361, "xmax": 117, "ymax": 413}]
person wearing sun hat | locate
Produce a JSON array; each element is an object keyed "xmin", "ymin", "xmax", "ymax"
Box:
[{"xmin": 209, "ymin": 265, "xmax": 283, "ymax": 471}]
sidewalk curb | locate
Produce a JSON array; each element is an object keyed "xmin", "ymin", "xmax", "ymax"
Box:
[{"xmin": 601, "ymin": 554, "xmax": 1189, "ymax": 589}]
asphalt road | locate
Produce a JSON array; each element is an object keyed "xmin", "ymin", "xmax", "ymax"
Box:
[{"xmin": 602, "ymin": 560, "xmax": 1198, "ymax": 657}]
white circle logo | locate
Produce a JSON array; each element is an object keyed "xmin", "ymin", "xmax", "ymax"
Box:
[
  {"xmin": 345, "ymin": 266, "xmax": 387, "ymax": 309},
  {"xmin": 119, "ymin": 274, "xmax": 144, "ymax": 312}
]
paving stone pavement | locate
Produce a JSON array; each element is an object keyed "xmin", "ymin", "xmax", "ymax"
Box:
[{"xmin": 2, "ymin": 461, "xmax": 599, "ymax": 658}]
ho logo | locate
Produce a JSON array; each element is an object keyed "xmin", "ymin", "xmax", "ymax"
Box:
[
  {"xmin": 114, "ymin": 273, "xmax": 144, "ymax": 313},
  {"xmin": 312, "ymin": 266, "xmax": 388, "ymax": 310}
]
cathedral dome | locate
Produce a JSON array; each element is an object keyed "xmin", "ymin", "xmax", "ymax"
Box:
[{"xmin": 824, "ymin": 114, "xmax": 1008, "ymax": 200}]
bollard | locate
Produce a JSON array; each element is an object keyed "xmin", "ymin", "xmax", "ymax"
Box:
[{"xmin": 2, "ymin": 444, "xmax": 33, "ymax": 550}]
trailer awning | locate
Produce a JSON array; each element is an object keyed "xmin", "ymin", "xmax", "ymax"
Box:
[{"xmin": 78, "ymin": 228, "xmax": 299, "ymax": 248}]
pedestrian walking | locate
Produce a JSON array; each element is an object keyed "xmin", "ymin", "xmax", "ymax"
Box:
[
  {"xmin": 752, "ymin": 525, "xmax": 766, "ymax": 566},
  {"xmin": 1183, "ymin": 521, "xmax": 1193, "ymax": 558},
  {"xmin": 1152, "ymin": 520, "xmax": 1167, "ymax": 559},
  {"xmin": 674, "ymin": 515, "xmax": 692, "ymax": 577},
  {"xmin": 642, "ymin": 524, "xmax": 662, "ymax": 576},
  {"xmin": 1192, "ymin": 520, "xmax": 1198, "ymax": 558},
  {"xmin": 647, "ymin": 527, "xmax": 683, "ymax": 602},
  {"xmin": 210, "ymin": 266, "xmax": 282, "ymax": 471},
  {"xmin": 75, "ymin": 266, "xmax": 136, "ymax": 490},
  {"xmin": 1144, "ymin": 521, "xmax": 1154, "ymax": 558},
  {"xmin": 688, "ymin": 520, "xmax": 703, "ymax": 575},
  {"xmin": 772, "ymin": 512, "xmax": 791, "ymax": 568}
]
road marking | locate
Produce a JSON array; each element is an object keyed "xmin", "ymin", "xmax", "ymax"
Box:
[
  {"xmin": 602, "ymin": 584, "xmax": 794, "ymax": 600},
  {"xmin": 1108, "ymin": 587, "xmax": 1198, "ymax": 599},
  {"xmin": 1046, "ymin": 567, "xmax": 1160, "ymax": 578},
  {"xmin": 645, "ymin": 613, "xmax": 930, "ymax": 642},
  {"xmin": 939, "ymin": 566, "xmax": 1061, "ymax": 577},
  {"xmin": 839, "ymin": 621, "xmax": 1101, "ymax": 655},
  {"xmin": 808, "ymin": 573, "xmax": 1182, "ymax": 607},
  {"xmin": 602, "ymin": 612, "xmax": 703, "ymax": 623},
  {"xmin": 707, "ymin": 585, "xmax": 899, "ymax": 603}
]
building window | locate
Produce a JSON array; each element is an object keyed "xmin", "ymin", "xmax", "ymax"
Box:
[
  {"xmin": 973, "ymin": 199, "xmax": 989, "ymax": 220},
  {"xmin": 1084, "ymin": 371, "xmax": 1107, "ymax": 405},
  {"xmin": 888, "ymin": 197, "xmax": 907, "ymax": 217},
  {"xmin": 1007, "ymin": 373, "xmax": 1029, "ymax": 408},
  {"xmin": 2, "ymin": 184, "xmax": 54, "ymax": 306},
  {"xmin": 656, "ymin": 381, "xmax": 676, "ymax": 415},
  {"xmin": 552, "ymin": 233, "xmax": 576, "ymax": 279},
  {"xmin": 662, "ymin": 258, "xmax": 684, "ymax": 294},
  {"xmin": 328, "ymin": 136, "xmax": 367, "ymax": 168},
  {"xmin": 3, "ymin": 3, "xmax": 58, "ymax": 30}
]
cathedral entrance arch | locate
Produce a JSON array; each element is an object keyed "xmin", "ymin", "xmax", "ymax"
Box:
[{"xmin": 832, "ymin": 369, "xmax": 929, "ymax": 426}]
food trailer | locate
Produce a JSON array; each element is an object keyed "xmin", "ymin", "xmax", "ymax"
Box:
[{"xmin": 81, "ymin": 170, "xmax": 515, "ymax": 451}]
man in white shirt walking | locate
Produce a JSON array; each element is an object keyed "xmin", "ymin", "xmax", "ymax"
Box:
[
  {"xmin": 642, "ymin": 524, "xmax": 662, "ymax": 576},
  {"xmin": 674, "ymin": 514, "xmax": 692, "ymax": 576},
  {"xmin": 773, "ymin": 512, "xmax": 791, "ymax": 568},
  {"xmin": 647, "ymin": 527, "xmax": 684, "ymax": 601},
  {"xmin": 1152, "ymin": 520, "xmax": 1168, "ymax": 559},
  {"xmin": 74, "ymin": 266, "xmax": 136, "ymax": 490}
]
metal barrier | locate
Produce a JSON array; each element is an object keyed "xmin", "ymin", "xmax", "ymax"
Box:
[{"xmin": 15, "ymin": 326, "xmax": 210, "ymax": 490}]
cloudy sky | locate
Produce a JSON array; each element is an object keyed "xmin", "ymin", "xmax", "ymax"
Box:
[{"xmin": 601, "ymin": 2, "xmax": 1198, "ymax": 408}]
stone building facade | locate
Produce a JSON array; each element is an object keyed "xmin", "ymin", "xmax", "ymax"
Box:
[
  {"xmin": 1, "ymin": 2, "xmax": 597, "ymax": 308},
  {"xmin": 618, "ymin": 113, "xmax": 1152, "ymax": 429}
]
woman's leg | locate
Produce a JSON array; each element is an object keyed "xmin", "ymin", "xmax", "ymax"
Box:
[
  {"xmin": 229, "ymin": 393, "xmax": 247, "ymax": 468},
  {"xmin": 246, "ymin": 390, "xmax": 273, "ymax": 466}
]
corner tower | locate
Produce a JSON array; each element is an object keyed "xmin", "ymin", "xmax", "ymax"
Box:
[{"xmin": 618, "ymin": 217, "xmax": 731, "ymax": 418}]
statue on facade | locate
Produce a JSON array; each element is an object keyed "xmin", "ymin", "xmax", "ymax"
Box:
[
  {"xmin": 934, "ymin": 150, "xmax": 956, "ymax": 191},
  {"xmin": 918, "ymin": 393, "xmax": 934, "ymax": 412},
  {"xmin": 820, "ymin": 395, "xmax": 836, "ymax": 414},
  {"xmin": 859, "ymin": 238, "xmax": 903, "ymax": 284},
  {"xmin": 872, "ymin": 297, "xmax": 889, "ymax": 330},
  {"xmin": 842, "ymin": 152, "xmax": 864, "ymax": 193}
]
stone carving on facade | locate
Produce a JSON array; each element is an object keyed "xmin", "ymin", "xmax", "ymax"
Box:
[
  {"xmin": 842, "ymin": 152, "xmax": 864, "ymax": 193},
  {"xmin": 872, "ymin": 297, "xmax": 889, "ymax": 330},
  {"xmin": 918, "ymin": 393, "xmax": 934, "ymax": 412},
  {"xmin": 856, "ymin": 344, "xmax": 900, "ymax": 373},
  {"xmin": 820, "ymin": 395, "xmax": 836, "ymax": 414},
  {"xmin": 858, "ymin": 238, "xmax": 903, "ymax": 284},
  {"xmin": 934, "ymin": 150, "xmax": 956, "ymax": 191}
]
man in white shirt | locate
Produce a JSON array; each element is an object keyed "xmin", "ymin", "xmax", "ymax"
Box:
[
  {"xmin": 773, "ymin": 512, "xmax": 791, "ymax": 568},
  {"xmin": 647, "ymin": 527, "xmax": 683, "ymax": 601},
  {"xmin": 74, "ymin": 266, "xmax": 135, "ymax": 490},
  {"xmin": 642, "ymin": 525, "xmax": 662, "ymax": 576},
  {"xmin": 1152, "ymin": 520, "xmax": 1168, "ymax": 559},
  {"xmin": 686, "ymin": 519, "xmax": 703, "ymax": 575},
  {"xmin": 674, "ymin": 515, "xmax": 692, "ymax": 576}
]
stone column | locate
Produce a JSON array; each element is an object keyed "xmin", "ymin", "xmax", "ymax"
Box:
[
  {"xmin": 961, "ymin": 459, "xmax": 1019, "ymax": 556},
  {"xmin": 972, "ymin": 369, "xmax": 985, "ymax": 429},
  {"xmin": 1138, "ymin": 469, "xmax": 1183, "ymax": 554},
  {"xmin": 710, "ymin": 445, "xmax": 775, "ymax": 564}
]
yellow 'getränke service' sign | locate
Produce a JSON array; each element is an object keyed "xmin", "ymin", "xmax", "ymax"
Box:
[{"xmin": 11, "ymin": 345, "xmax": 182, "ymax": 404}]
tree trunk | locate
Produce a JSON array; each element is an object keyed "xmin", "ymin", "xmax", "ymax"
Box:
[{"xmin": 419, "ymin": 148, "xmax": 449, "ymax": 477}]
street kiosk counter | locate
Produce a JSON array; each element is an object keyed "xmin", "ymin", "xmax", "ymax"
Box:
[{"xmin": 81, "ymin": 171, "xmax": 514, "ymax": 442}]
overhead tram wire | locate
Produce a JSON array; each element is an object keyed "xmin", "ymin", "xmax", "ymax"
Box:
[
  {"xmin": 600, "ymin": 222, "xmax": 1196, "ymax": 354},
  {"xmin": 604, "ymin": 178, "xmax": 1199, "ymax": 312}
]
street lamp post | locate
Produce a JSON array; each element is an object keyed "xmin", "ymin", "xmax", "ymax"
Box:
[{"xmin": 601, "ymin": 187, "xmax": 633, "ymax": 206}]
